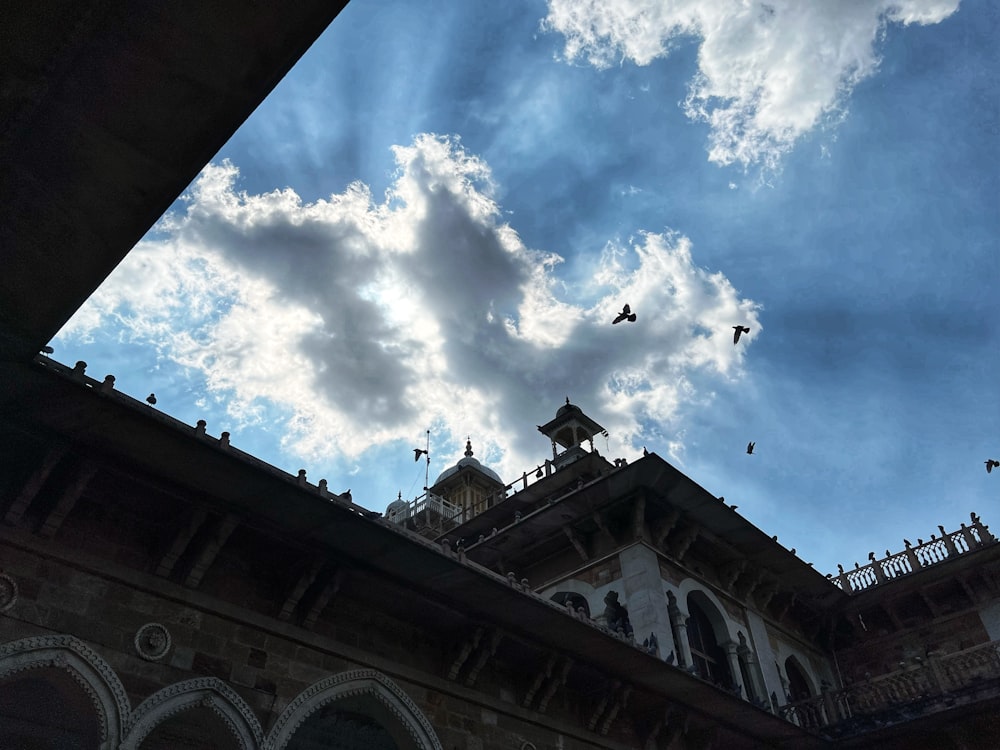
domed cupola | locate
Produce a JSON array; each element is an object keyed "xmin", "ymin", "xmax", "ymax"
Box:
[
  {"xmin": 385, "ymin": 491, "xmax": 410, "ymax": 523},
  {"xmin": 427, "ymin": 439, "xmax": 505, "ymax": 524},
  {"xmin": 537, "ymin": 397, "xmax": 606, "ymax": 469}
]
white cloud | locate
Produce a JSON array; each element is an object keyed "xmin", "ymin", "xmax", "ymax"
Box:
[
  {"xmin": 542, "ymin": 0, "xmax": 959, "ymax": 169},
  {"xmin": 61, "ymin": 135, "xmax": 759, "ymax": 481}
]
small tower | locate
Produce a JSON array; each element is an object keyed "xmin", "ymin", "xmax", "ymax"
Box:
[
  {"xmin": 427, "ymin": 440, "xmax": 506, "ymax": 525},
  {"xmin": 537, "ymin": 398, "xmax": 606, "ymax": 469}
]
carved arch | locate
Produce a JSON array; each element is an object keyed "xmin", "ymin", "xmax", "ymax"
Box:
[
  {"xmin": 121, "ymin": 676, "xmax": 264, "ymax": 750},
  {"xmin": 0, "ymin": 634, "xmax": 130, "ymax": 748},
  {"xmin": 265, "ymin": 669, "xmax": 442, "ymax": 750},
  {"xmin": 674, "ymin": 579, "xmax": 741, "ymax": 643},
  {"xmin": 778, "ymin": 651, "xmax": 819, "ymax": 703}
]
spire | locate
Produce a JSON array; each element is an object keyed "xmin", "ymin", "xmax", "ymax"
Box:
[{"xmin": 465, "ymin": 439, "xmax": 474, "ymax": 458}]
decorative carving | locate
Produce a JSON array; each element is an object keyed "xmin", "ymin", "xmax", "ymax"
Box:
[
  {"xmin": 588, "ymin": 679, "xmax": 630, "ymax": 734},
  {"xmin": 448, "ymin": 627, "xmax": 484, "ymax": 680},
  {"xmin": 134, "ymin": 623, "xmax": 171, "ymax": 661},
  {"xmin": 652, "ymin": 508, "xmax": 682, "ymax": 548},
  {"xmin": 523, "ymin": 654, "xmax": 557, "ymax": 708},
  {"xmin": 264, "ymin": 669, "xmax": 443, "ymax": 750},
  {"xmin": 720, "ymin": 559, "xmax": 747, "ymax": 592},
  {"xmin": 671, "ymin": 524, "xmax": 700, "ymax": 562},
  {"xmin": 0, "ymin": 571, "xmax": 18, "ymax": 612},
  {"xmin": 537, "ymin": 657, "xmax": 572, "ymax": 713},
  {"xmin": 562, "ymin": 525, "xmax": 589, "ymax": 561},
  {"xmin": 122, "ymin": 677, "xmax": 263, "ymax": 750},
  {"xmin": 602, "ymin": 591, "xmax": 633, "ymax": 637},
  {"xmin": 0, "ymin": 634, "xmax": 130, "ymax": 745}
]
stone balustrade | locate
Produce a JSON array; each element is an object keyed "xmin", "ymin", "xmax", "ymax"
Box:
[
  {"xmin": 831, "ymin": 513, "xmax": 995, "ymax": 593},
  {"xmin": 779, "ymin": 640, "xmax": 1000, "ymax": 737}
]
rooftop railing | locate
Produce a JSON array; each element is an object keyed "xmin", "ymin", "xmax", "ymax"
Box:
[
  {"xmin": 779, "ymin": 639, "xmax": 1000, "ymax": 738},
  {"xmin": 831, "ymin": 513, "xmax": 995, "ymax": 594}
]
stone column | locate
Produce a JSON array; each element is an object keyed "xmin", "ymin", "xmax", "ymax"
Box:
[
  {"xmin": 724, "ymin": 640, "xmax": 743, "ymax": 694},
  {"xmin": 667, "ymin": 591, "xmax": 693, "ymax": 669},
  {"xmin": 737, "ymin": 632, "xmax": 767, "ymax": 703},
  {"xmin": 619, "ymin": 544, "xmax": 675, "ymax": 657}
]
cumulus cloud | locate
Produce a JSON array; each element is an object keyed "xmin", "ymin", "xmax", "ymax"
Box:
[
  {"xmin": 542, "ymin": 0, "xmax": 959, "ymax": 169},
  {"xmin": 62, "ymin": 134, "xmax": 759, "ymax": 479}
]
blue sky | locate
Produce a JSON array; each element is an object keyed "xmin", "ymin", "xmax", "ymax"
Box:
[{"xmin": 55, "ymin": 0, "xmax": 998, "ymax": 576}]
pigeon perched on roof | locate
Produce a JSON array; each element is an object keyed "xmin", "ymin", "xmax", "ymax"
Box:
[
  {"xmin": 146, "ymin": 393, "xmax": 157, "ymax": 406},
  {"xmin": 612, "ymin": 304, "xmax": 637, "ymax": 324},
  {"xmin": 40, "ymin": 345, "xmax": 54, "ymax": 355},
  {"xmin": 733, "ymin": 325, "xmax": 750, "ymax": 344}
]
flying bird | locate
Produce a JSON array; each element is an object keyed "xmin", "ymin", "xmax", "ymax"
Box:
[
  {"xmin": 414, "ymin": 448, "xmax": 428, "ymax": 462},
  {"xmin": 986, "ymin": 459, "xmax": 999, "ymax": 474},
  {"xmin": 146, "ymin": 393, "xmax": 157, "ymax": 406},
  {"xmin": 746, "ymin": 441, "xmax": 755, "ymax": 455},
  {"xmin": 612, "ymin": 304, "xmax": 637, "ymax": 325},
  {"xmin": 732, "ymin": 325, "xmax": 750, "ymax": 344}
]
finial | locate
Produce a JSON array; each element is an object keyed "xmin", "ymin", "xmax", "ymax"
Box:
[
  {"xmin": 464, "ymin": 439, "xmax": 473, "ymax": 458},
  {"xmin": 566, "ymin": 396, "xmax": 570, "ymax": 405}
]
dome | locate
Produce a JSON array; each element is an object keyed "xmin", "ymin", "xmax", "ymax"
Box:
[
  {"xmin": 433, "ymin": 440, "xmax": 502, "ymax": 485},
  {"xmin": 385, "ymin": 492, "xmax": 410, "ymax": 519},
  {"xmin": 556, "ymin": 396, "xmax": 582, "ymax": 417}
]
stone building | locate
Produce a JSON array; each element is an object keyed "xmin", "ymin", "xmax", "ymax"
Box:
[{"xmin": 3, "ymin": 4, "xmax": 1000, "ymax": 749}]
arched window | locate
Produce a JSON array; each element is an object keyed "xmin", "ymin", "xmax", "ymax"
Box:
[
  {"xmin": 784, "ymin": 656, "xmax": 812, "ymax": 702},
  {"xmin": 686, "ymin": 597, "xmax": 732, "ymax": 687}
]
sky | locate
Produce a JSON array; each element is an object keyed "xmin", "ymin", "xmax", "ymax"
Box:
[{"xmin": 54, "ymin": 0, "xmax": 998, "ymax": 577}]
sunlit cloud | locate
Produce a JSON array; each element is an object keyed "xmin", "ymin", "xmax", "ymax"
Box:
[
  {"xmin": 543, "ymin": 0, "xmax": 959, "ymax": 169},
  {"xmin": 61, "ymin": 134, "xmax": 759, "ymax": 480}
]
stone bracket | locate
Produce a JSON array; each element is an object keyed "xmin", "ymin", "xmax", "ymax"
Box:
[
  {"xmin": 184, "ymin": 513, "xmax": 239, "ymax": 588},
  {"xmin": 278, "ymin": 555, "xmax": 325, "ymax": 622},
  {"xmin": 156, "ymin": 508, "xmax": 208, "ymax": 578},
  {"xmin": 38, "ymin": 459, "xmax": 99, "ymax": 538},
  {"xmin": 447, "ymin": 625, "xmax": 503, "ymax": 687},
  {"xmin": 302, "ymin": 567, "xmax": 344, "ymax": 630},
  {"xmin": 4, "ymin": 444, "xmax": 68, "ymax": 525},
  {"xmin": 587, "ymin": 679, "xmax": 631, "ymax": 735},
  {"xmin": 562, "ymin": 525, "xmax": 589, "ymax": 562}
]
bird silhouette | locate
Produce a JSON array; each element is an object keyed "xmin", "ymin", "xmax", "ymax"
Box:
[
  {"xmin": 986, "ymin": 459, "xmax": 999, "ymax": 474},
  {"xmin": 733, "ymin": 325, "xmax": 750, "ymax": 344},
  {"xmin": 642, "ymin": 446, "xmax": 649, "ymax": 456},
  {"xmin": 612, "ymin": 304, "xmax": 637, "ymax": 325},
  {"xmin": 40, "ymin": 345, "xmax": 54, "ymax": 355},
  {"xmin": 146, "ymin": 393, "xmax": 157, "ymax": 406},
  {"xmin": 413, "ymin": 448, "xmax": 427, "ymax": 462},
  {"xmin": 746, "ymin": 441, "xmax": 755, "ymax": 455}
]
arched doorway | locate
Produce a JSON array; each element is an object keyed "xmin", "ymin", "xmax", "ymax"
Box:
[
  {"xmin": 0, "ymin": 667, "xmax": 103, "ymax": 749},
  {"xmin": 267, "ymin": 671, "xmax": 442, "ymax": 750},
  {"xmin": 784, "ymin": 656, "xmax": 813, "ymax": 702},
  {"xmin": 685, "ymin": 593, "xmax": 733, "ymax": 688},
  {"xmin": 139, "ymin": 705, "xmax": 244, "ymax": 750},
  {"xmin": 284, "ymin": 707, "xmax": 397, "ymax": 750}
]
